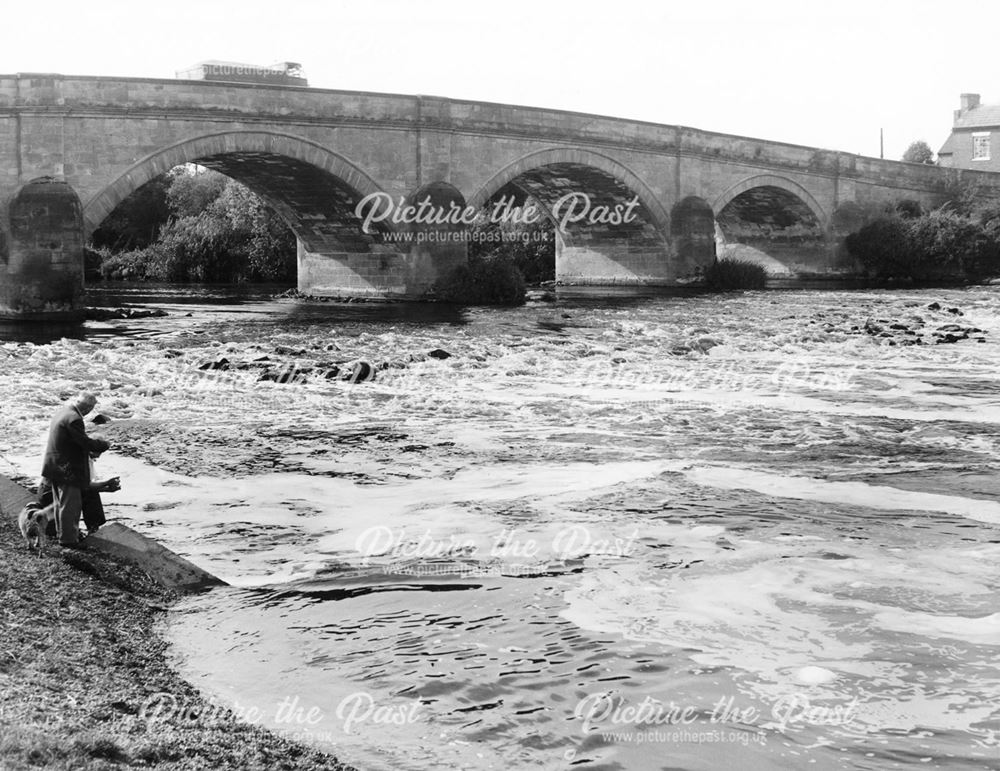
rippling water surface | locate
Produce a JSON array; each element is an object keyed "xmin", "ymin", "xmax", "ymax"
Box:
[{"xmin": 2, "ymin": 284, "xmax": 999, "ymax": 770}]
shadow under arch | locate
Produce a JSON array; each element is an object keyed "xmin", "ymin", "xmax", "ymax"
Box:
[
  {"xmin": 468, "ymin": 148, "xmax": 682, "ymax": 284},
  {"xmin": 405, "ymin": 180, "xmax": 468, "ymax": 234},
  {"xmin": 712, "ymin": 174, "xmax": 830, "ymax": 274},
  {"xmin": 83, "ymin": 130, "xmax": 395, "ymax": 253},
  {"xmin": 712, "ymin": 174, "xmax": 828, "ymax": 228},
  {"xmin": 468, "ymin": 147, "xmax": 670, "ymax": 238}
]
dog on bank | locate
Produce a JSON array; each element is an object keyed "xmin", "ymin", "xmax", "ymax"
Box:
[{"xmin": 18, "ymin": 502, "xmax": 56, "ymax": 552}]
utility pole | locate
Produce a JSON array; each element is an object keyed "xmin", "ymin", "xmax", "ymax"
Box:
[{"xmin": 880, "ymin": 128, "xmax": 884, "ymax": 159}]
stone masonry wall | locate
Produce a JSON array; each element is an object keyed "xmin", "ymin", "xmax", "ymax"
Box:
[{"xmin": 3, "ymin": 74, "xmax": 1000, "ymax": 301}]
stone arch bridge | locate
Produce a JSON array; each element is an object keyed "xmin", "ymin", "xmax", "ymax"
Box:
[{"xmin": 1, "ymin": 73, "xmax": 996, "ymax": 318}]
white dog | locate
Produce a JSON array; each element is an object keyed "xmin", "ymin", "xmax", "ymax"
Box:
[{"xmin": 18, "ymin": 502, "xmax": 55, "ymax": 552}]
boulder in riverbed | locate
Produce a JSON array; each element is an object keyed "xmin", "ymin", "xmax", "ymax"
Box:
[
  {"xmin": 341, "ymin": 361, "xmax": 375, "ymax": 383},
  {"xmin": 273, "ymin": 345, "xmax": 306, "ymax": 356},
  {"xmin": 258, "ymin": 366, "xmax": 312, "ymax": 384},
  {"xmin": 692, "ymin": 336, "xmax": 722, "ymax": 353}
]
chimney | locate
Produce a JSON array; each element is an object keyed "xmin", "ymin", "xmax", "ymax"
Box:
[{"xmin": 960, "ymin": 93, "xmax": 981, "ymax": 113}]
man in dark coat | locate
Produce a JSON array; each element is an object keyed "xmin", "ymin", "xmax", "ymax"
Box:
[
  {"xmin": 41, "ymin": 392, "xmax": 108, "ymax": 546},
  {"xmin": 38, "ymin": 452, "xmax": 118, "ymax": 536}
]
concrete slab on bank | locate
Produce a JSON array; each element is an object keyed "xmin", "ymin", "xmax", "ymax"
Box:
[{"xmin": 1, "ymin": 473, "xmax": 226, "ymax": 593}]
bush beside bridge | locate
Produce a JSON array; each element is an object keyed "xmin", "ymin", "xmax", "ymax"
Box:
[{"xmin": 846, "ymin": 197, "xmax": 1000, "ymax": 283}]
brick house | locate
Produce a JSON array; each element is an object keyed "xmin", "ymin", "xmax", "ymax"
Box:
[{"xmin": 938, "ymin": 94, "xmax": 1000, "ymax": 171}]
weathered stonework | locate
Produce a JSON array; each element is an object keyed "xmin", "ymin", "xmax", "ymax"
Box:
[
  {"xmin": 2, "ymin": 73, "xmax": 1000, "ymax": 316},
  {"xmin": 1, "ymin": 177, "xmax": 84, "ymax": 319}
]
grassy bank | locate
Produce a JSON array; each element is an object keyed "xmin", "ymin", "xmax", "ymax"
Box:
[{"xmin": 0, "ymin": 511, "xmax": 353, "ymax": 771}]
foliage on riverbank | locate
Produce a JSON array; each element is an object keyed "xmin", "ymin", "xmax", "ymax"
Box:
[
  {"xmin": 0, "ymin": 507, "xmax": 353, "ymax": 770},
  {"xmin": 433, "ymin": 256, "xmax": 527, "ymax": 305},
  {"xmin": 91, "ymin": 176, "xmax": 172, "ymax": 254},
  {"xmin": 430, "ymin": 196, "xmax": 553, "ymax": 304},
  {"xmin": 704, "ymin": 258, "xmax": 768, "ymax": 291},
  {"xmin": 468, "ymin": 198, "xmax": 556, "ymax": 284},
  {"xmin": 95, "ymin": 169, "xmax": 296, "ymax": 284},
  {"xmin": 845, "ymin": 193, "xmax": 1000, "ymax": 282}
]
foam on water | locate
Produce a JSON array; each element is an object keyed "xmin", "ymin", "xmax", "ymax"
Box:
[
  {"xmin": 5, "ymin": 286, "xmax": 1000, "ymax": 769},
  {"xmin": 684, "ymin": 466, "xmax": 1000, "ymax": 524}
]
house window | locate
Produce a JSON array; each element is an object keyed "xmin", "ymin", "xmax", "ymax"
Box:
[{"xmin": 973, "ymin": 133, "xmax": 991, "ymax": 160}]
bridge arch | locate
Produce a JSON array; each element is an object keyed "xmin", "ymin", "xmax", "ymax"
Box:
[
  {"xmin": 83, "ymin": 130, "xmax": 392, "ymax": 253},
  {"xmin": 712, "ymin": 174, "xmax": 828, "ymax": 228},
  {"xmin": 712, "ymin": 174, "xmax": 829, "ymax": 273},
  {"xmin": 469, "ymin": 148, "xmax": 678, "ymax": 283},
  {"xmin": 469, "ymin": 148, "xmax": 670, "ymax": 234}
]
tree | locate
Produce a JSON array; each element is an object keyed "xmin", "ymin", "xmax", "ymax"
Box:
[
  {"xmin": 469, "ymin": 195, "xmax": 555, "ymax": 284},
  {"xmin": 90, "ymin": 174, "xmax": 172, "ymax": 252},
  {"xmin": 894, "ymin": 199, "xmax": 923, "ymax": 219},
  {"xmin": 845, "ymin": 217, "xmax": 913, "ymax": 278},
  {"xmin": 902, "ymin": 140, "xmax": 935, "ymax": 165},
  {"xmin": 166, "ymin": 167, "xmax": 228, "ymax": 216},
  {"xmin": 908, "ymin": 209, "xmax": 1000, "ymax": 281},
  {"xmin": 844, "ymin": 208, "xmax": 1000, "ymax": 282},
  {"xmin": 98, "ymin": 169, "xmax": 296, "ymax": 284}
]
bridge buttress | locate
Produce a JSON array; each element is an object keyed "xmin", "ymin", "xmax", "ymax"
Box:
[
  {"xmin": 296, "ymin": 240, "xmax": 465, "ymax": 299},
  {"xmin": 297, "ymin": 181, "xmax": 469, "ymax": 298},
  {"xmin": 0, "ymin": 177, "xmax": 85, "ymax": 320}
]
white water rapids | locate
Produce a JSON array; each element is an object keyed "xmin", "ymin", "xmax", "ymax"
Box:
[{"xmin": 2, "ymin": 285, "xmax": 999, "ymax": 770}]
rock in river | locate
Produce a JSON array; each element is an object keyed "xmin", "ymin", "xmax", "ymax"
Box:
[
  {"xmin": 198, "ymin": 358, "xmax": 231, "ymax": 371},
  {"xmin": 341, "ymin": 361, "xmax": 375, "ymax": 383}
]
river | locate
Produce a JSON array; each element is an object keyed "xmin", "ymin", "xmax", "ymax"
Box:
[{"xmin": 1, "ymin": 283, "xmax": 998, "ymax": 770}]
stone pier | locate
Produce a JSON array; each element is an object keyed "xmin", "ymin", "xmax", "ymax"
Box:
[
  {"xmin": 1, "ymin": 177, "xmax": 86, "ymax": 320},
  {"xmin": 3, "ymin": 73, "xmax": 999, "ymax": 319}
]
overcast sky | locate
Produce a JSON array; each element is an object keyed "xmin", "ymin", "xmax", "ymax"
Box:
[{"xmin": 3, "ymin": 0, "xmax": 994, "ymax": 161}]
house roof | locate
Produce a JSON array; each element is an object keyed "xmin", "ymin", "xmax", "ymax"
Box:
[
  {"xmin": 954, "ymin": 103, "xmax": 1000, "ymax": 129},
  {"xmin": 938, "ymin": 133, "xmax": 957, "ymax": 155}
]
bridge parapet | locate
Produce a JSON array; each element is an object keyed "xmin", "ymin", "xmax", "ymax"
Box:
[
  {"xmin": 5, "ymin": 73, "xmax": 997, "ymax": 196},
  {"xmin": 0, "ymin": 74, "xmax": 414, "ymax": 124},
  {"xmin": 3, "ymin": 73, "xmax": 1000, "ymax": 317}
]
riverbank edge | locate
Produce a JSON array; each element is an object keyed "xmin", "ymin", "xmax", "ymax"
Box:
[
  {"xmin": 279, "ymin": 277, "xmax": 1000, "ymax": 302},
  {"xmin": 0, "ymin": 475, "xmax": 355, "ymax": 771}
]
